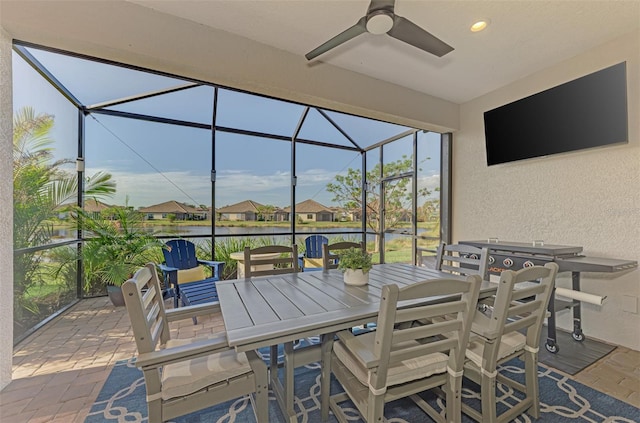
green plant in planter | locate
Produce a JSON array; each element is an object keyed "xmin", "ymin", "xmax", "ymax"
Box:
[
  {"xmin": 73, "ymin": 206, "xmax": 164, "ymax": 294},
  {"xmin": 337, "ymin": 247, "xmax": 373, "ymax": 273}
]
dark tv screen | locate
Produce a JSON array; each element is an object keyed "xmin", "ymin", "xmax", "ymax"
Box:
[{"xmin": 484, "ymin": 62, "xmax": 628, "ymax": 166}]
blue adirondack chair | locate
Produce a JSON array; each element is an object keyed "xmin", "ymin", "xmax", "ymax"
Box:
[
  {"xmin": 158, "ymin": 240, "xmax": 225, "ymax": 313},
  {"xmin": 298, "ymin": 235, "xmax": 328, "ymax": 271}
]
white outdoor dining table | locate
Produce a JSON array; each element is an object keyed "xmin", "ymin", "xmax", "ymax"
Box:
[{"xmin": 216, "ymin": 262, "xmax": 497, "ymax": 422}]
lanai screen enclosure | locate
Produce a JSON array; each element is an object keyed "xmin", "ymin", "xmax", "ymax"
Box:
[{"xmin": 12, "ymin": 41, "xmax": 450, "ymax": 343}]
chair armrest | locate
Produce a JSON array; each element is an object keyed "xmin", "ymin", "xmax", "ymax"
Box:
[
  {"xmin": 158, "ymin": 263, "xmax": 179, "ymax": 273},
  {"xmin": 165, "ymin": 302, "xmax": 221, "ymax": 322},
  {"xmin": 197, "ymin": 260, "xmax": 225, "ymax": 279},
  {"xmin": 137, "ymin": 333, "xmax": 229, "ymax": 369},
  {"xmin": 335, "ymin": 330, "xmax": 380, "ymax": 369},
  {"xmin": 157, "ymin": 263, "xmax": 179, "ymax": 288},
  {"xmin": 470, "ymin": 313, "xmax": 500, "ymax": 340}
]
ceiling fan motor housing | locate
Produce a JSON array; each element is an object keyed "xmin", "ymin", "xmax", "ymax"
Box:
[{"xmin": 366, "ymin": 10, "xmax": 395, "ymax": 34}]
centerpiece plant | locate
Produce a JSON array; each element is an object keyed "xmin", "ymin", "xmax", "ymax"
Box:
[{"xmin": 337, "ymin": 247, "xmax": 373, "ymax": 286}]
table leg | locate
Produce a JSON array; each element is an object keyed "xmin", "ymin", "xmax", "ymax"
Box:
[{"xmin": 269, "ymin": 339, "xmax": 323, "ymax": 423}]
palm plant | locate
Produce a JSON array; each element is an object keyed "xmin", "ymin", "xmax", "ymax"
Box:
[
  {"xmin": 76, "ymin": 206, "xmax": 164, "ymax": 291},
  {"xmin": 13, "ymin": 107, "xmax": 115, "ymax": 319}
]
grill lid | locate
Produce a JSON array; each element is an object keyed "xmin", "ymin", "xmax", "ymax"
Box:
[{"xmin": 460, "ymin": 240, "xmax": 583, "ymax": 257}]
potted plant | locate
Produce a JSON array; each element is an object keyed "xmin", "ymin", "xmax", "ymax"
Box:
[
  {"xmin": 338, "ymin": 247, "xmax": 373, "ymax": 286},
  {"xmin": 74, "ymin": 206, "xmax": 164, "ymax": 306}
]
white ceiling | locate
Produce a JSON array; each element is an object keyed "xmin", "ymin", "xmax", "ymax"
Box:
[{"xmin": 126, "ymin": 0, "xmax": 640, "ymax": 104}]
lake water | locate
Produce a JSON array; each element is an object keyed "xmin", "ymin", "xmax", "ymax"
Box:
[
  {"xmin": 52, "ymin": 225, "xmax": 427, "ymax": 242},
  {"xmin": 154, "ymin": 225, "xmax": 427, "ymax": 239}
]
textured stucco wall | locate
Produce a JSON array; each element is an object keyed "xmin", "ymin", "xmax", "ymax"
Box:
[
  {"xmin": 0, "ymin": 26, "xmax": 14, "ymax": 391},
  {"xmin": 454, "ymin": 31, "xmax": 640, "ymax": 350}
]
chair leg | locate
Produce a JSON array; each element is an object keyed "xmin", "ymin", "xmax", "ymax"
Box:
[
  {"xmin": 283, "ymin": 341, "xmax": 295, "ymax": 416},
  {"xmin": 320, "ymin": 333, "xmax": 334, "ymax": 422},
  {"xmin": 247, "ymin": 351, "xmax": 269, "ymax": 423},
  {"xmin": 481, "ymin": 372, "xmax": 497, "ymax": 423},
  {"xmin": 525, "ymin": 350, "xmax": 541, "ymax": 419},
  {"xmin": 446, "ymin": 374, "xmax": 463, "ymax": 423},
  {"xmin": 147, "ymin": 398, "xmax": 162, "ymax": 423},
  {"xmin": 366, "ymin": 391, "xmax": 385, "ymax": 423}
]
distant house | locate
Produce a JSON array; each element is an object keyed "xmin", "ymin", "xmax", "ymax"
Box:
[
  {"xmin": 84, "ymin": 199, "xmax": 113, "ymax": 219},
  {"xmin": 217, "ymin": 200, "xmax": 264, "ymax": 221},
  {"xmin": 273, "ymin": 207, "xmax": 289, "ymax": 222},
  {"xmin": 329, "ymin": 206, "xmax": 361, "ymax": 222},
  {"xmin": 57, "ymin": 198, "xmax": 112, "ymax": 220},
  {"xmin": 138, "ymin": 200, "xmax": 207, "ymax": 220},
  {"xmin": 284, "ymin": 199, "xmax": 334, "ymax": 222}
]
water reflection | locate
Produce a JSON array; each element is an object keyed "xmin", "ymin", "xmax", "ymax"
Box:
[{"xmin": 53, "ymin": 225, "xmax": 426, "ymax": 241}]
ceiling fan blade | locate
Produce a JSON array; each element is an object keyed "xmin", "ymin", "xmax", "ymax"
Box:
[
  {"xmin": 387, "ymin": 15, "xmax": 454, "ymax": 57},
  {"xmin": 305, "ymin": 17, "xmax": 367, "ymax": 61}
]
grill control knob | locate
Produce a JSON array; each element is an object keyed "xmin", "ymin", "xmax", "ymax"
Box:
[
  {"xmin": 523, "ymin": 260, "xmax": 535, "ymax": 268},
  {"xmin": 488, "ymin": 256, "xmax": 495, "ymax": 264},
  {"xmin": 503, "ymin": 258, "xmax": 514, "ymax": 267}
]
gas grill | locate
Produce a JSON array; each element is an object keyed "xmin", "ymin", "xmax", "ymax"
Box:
[{"xmin": 460, "ymin": 240, "xmax": 638, "ymax": 353}]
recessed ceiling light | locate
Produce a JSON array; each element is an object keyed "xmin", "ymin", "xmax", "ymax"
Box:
[{"xmin": 470, "ymin": 19, "xmax": 490, "ymax": 32}]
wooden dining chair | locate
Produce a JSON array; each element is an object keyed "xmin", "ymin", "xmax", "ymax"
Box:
[
  {"xmin": 435, "ymin": 242, "xmax": 489, "ymax": 279},
  {"xmin": 122, "ymin": 263, "xmax": 268, "ymax": 423},
  {"xmin": 243, "ymin": 244, "xmax": 299, "ymax": 278},
  {"xmin": 321, "ymin": 275, "xmax": 482, "ymax": 423},
  {"xmin": 461, "ymin": 262, "xmax": 558, "ymax": 422},
  {"xmin": 322, "ymin": 241, "xmax": 365, "ymax": 270}
]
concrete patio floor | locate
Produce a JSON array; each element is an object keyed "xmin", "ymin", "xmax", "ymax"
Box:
[{"xmin": 0, "ymin": 296, "xmax": 638, "ymax": 422}]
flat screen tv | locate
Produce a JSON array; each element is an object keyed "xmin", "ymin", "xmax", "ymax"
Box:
[{"xmin": 484, "ymin": 62, "xmax": 628, "ymax": 166}]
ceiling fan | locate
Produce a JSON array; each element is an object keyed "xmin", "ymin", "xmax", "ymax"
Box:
[{"xmin": 305, "ymin": 0, "xmax": 454, "ymax": 61}]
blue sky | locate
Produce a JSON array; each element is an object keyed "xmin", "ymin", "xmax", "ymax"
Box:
[{"xmin": 13, "ymin": 47, "xmax": 441, "ymax": 209}]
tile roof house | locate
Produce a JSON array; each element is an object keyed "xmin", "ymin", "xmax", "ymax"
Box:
[
  {"xmin": 284, "ymin": 199, "xmax": 334, "ymax": 222},
  {"xmin": 138, "ymin": 200, "xmax": 207, "ymax": 221},
  {"xmin": 56, "ymin": 198, "xmax": 112, "ymax": 220},
  {"xmin": 216, "ymin": 200, "xmax": 264, "ymax": 221},
  {"xmin": 83, "ymin": 199, "xmax": 111, "ymax": 214}
]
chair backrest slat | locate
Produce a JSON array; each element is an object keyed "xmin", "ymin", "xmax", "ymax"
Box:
[
  {"xmin": 393, "ymin": 319, "xmax": 462, "ymax": 344},
  {"xmin": 395, "ymin": 300, "xmax": 466, "ymax": 323},
  {"xmin": 511, "ymin": 284, "xmax": 546, "ymax": 302},
  {"xmin": 142, "ymin": 283, "xmax": 158, "ymax": 309},
  {"xmin": 507, "ymin": 299, "xmax": 541, "ymax": 318},
  {"xmin": 504, "ymin": 313, "xmax": 538, "ymax": 334},
  {"xmin": 243, "ymin": 245, "xmax": 299, "ymax": 278},
  {"xmin": 435, "ymin": 242, "xmax": 489, "ymax": 279},
  {"xmin": 389, "ymin": 336, "xmax": 458, "ymax": 365},
  {"xmin": 322, "ymin": 241, "xmax": 365, "ymax": 270}
]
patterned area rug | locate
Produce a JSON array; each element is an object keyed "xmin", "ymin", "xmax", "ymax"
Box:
[{"xmin": 86, "ymin": 348, "xmax": 640, "ymax": 423}]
